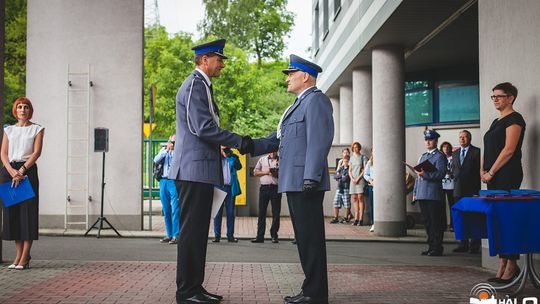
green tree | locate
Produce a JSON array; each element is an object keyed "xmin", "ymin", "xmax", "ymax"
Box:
[
  {"xmin": 199, "ymin": 0, "xmax": 294, "ymax": 67},
  {"xmin": 3, "ymin": 0, "xmax": 27, "ymax": 125},
  {"xmin": 144, "ymin": 26, "xmax": 292, "ymax": 138},
  {"xmin": 144, "ymin": 26, "xmax": 195, "ymax": 137}
]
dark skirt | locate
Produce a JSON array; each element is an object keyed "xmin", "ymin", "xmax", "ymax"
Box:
[{"xmin": 1, "ymin": 162, "xmax": 39, "ymax": 240}]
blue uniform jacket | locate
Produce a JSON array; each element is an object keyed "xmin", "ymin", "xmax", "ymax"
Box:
[
  {"xmin": 413, "ymin": 149, "xmax": 446, "ymax": 201},
  {"xmin": 252, "ymin": 87, "xmax": 334, "ymax": 193},
  {"xmin": 169, "ymin": 70, "xmax": 243, "ymax": 185}
]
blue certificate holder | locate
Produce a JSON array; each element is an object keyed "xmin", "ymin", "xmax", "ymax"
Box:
[{"xmin": 0, "ymin": 177, "xmax": 36, "ymax": 208}]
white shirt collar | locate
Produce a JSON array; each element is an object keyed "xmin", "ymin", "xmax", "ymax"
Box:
[
  {"xmin": 195, "ymin": 68, "xmax": 212, "ymax": 86},
  {"xmin": 461, "ymin": 145, "xmax": 470, "ymax": 151},
  {"xmin": 427, "ymin": 148, "xmax": 437, "ymax": 154},
  {"xmin": 297, "ymin": 86, "xmax": 315, "ymax": 99}
]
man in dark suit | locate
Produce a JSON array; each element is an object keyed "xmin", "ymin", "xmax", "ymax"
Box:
[
  {"xmin": 169, "ymin": 39, "xmax": 252, "ymax": 304},
  {"xmin": 452, "ymin": 130, "xmax": 481, "ymax": 253},
  {"xmin": 245, "ymin": 55, "xmax": 334, "ymax": 304}
]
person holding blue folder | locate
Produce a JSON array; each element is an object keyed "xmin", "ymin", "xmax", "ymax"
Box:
[{"xmin": 1, "ymin": 97, "xmax": 45, "ymax": 270}]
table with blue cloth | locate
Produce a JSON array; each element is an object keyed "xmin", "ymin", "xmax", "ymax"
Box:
[{"xmin": 451, "ymin": 196, "xmax": 540, "ymax": 294}]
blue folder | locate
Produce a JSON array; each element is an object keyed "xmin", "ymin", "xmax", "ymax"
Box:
[{"xmin": 0, "ymin": 178, "xmax": 36, "ymax": 208}]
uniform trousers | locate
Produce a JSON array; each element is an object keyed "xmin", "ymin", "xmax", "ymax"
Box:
[
  {"xmin": 419, "ymin": 199, "xmax": 444, "ymax": 252},
  {"xmin": 287, "ymin": 191, "xmax": 328, "ymax": 298},
  {"xmin": 213, "ymin": 185, "xmax": 235, "ymax": 238},
  {"xmin": 174, "ymin": 181, "xmax": 213, "ymax": 301},
  {"xmin": 256, "ymin": 184, "xmax": 282, "ymax": 239}
]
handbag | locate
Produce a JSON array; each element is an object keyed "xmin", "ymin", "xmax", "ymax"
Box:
[{"xmin": 153, "ymin": 158, "xmax": 165, "ymax": 181}]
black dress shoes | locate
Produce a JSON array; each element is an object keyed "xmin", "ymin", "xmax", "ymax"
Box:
[
  {"xmin": 271, "ymin": 237, "xmax": 279, "ymax": 243},
  {"xmin": 212, "ymin": 237, "xmax": 220, "ymax": 243},
  {"xmin": 291, "ymin": 239, "xmax": 297, "ymax": 245},
  {"xmin": 284, "ymin": 291, "xmax": 303, "ymax": 302},
  {"xmin": 227, "ymin": 237, "xmax": 238, "ymax": 243},
  {"xmin": 284, "ymin": 295, "xmax": 329, "ymax": 304},
  {"xmin": 427, "ymin": 250, "xmax": 443, "ymax": 256},
  {"xmin": 251, "ymin": 238, "xmax": 264, "ymax": 243},
  {"xmin": 203, "ymin": 291, "xmax": 222, "ymax": 301},
  {"xmin": 421, "ymin": 250, "xmax": 430, "ymax": 256},
  {"xmin": 178, "ymin": 292, "xmax": 220, "ymax": 304}
]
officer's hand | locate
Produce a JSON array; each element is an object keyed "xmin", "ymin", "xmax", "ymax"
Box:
[
  {"xmin": 302, "ymin": 179, "xmax": 319, "ymax": 193},
  {"xmin": 239, "ymin": 136, "xmax": 254, "ymax": 155}
]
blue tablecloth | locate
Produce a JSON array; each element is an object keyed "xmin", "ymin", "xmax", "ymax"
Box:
[{"xmin": 451, "ymin": 197, "xmax": 540, "ymax": 256}]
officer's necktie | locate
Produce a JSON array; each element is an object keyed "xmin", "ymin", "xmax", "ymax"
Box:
[{"xmin": 460, "ymin": 148, "xmax": 465, "ymax": 165}]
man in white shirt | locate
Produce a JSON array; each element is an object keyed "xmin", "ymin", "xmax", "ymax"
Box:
[{"xmin": 251, "ymin": 152, "xmax": 282, "ymax": 243}]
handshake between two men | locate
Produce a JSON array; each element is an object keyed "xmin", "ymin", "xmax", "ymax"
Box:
[{"xmin": 237, "ymin": 135, "xmax": 320, "ymax": 193}]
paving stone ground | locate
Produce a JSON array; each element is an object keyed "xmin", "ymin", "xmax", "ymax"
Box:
[{"xmin": 2, "ymin": 260, "xmax": 539, "ymax": 304}]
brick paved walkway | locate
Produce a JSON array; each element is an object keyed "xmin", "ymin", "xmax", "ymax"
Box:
[{"xmin": 0, "ymin": 260, "xmax": 519, "ymax": 304}]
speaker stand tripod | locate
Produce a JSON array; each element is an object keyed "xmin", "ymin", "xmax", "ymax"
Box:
[{"xmin": 84, "ymin": 151, "xmax": 122, "ymax": 238}]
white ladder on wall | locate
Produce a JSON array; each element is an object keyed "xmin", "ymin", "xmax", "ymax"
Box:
[{"xmin": 65, "ymin": 64, "xmax": 93, "ymax": 231}]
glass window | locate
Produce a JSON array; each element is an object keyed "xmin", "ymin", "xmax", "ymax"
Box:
[
  {"xmin": 405, "ymin": 87, "xmax": 433, "ymax": 125},
  {"xmin": 334, "ymin": 0, "xmax": 341, "ymax": 19},
  {"xmin": 404, "ymin": 81, "xmax": 479, "ymax": 126},
  {"xmin": 438, "ymin": 84, "xmax": 480, "ymax": 122}
]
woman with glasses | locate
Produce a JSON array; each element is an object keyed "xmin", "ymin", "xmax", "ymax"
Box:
[
  {"xmin": 482, "ymin": 82, "xmax": 526, "ymax": 284},
  {"xmin": 1, "ymin": 97, "xmax": 45, "ymax": 270}
]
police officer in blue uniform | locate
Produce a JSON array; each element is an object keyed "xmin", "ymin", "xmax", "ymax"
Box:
[
  {"xmin": 169, "ymin": 39, "xmax": 252, "ymax": 304},
  {"xmin": 413, "ymin": 130, "xmax": 447, "ymax": 256},
  {"xmin": 243, "ymin": 55, "xmax": 334, "ymax": 304}
]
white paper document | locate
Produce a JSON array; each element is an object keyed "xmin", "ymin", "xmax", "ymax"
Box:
[{"xmin": 211, "ymin": 187, "xmax": 227, "ymax": 219}]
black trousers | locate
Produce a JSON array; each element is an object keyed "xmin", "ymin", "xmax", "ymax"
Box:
[
  {"xmin": 256, "ymin": 185, "xmax": 282, "ymax": 239},
  {"xmin": 454, "ymin": 195, "xmax": 480, "ymax": 252},
  {"xmin": 175, "ymin": 181, "xmax": 213, "ymax": 300},
  {"xmin": 287, "ymin": 191, "xmax": 328, "ymax": 298},
  {"xmin": 419, "ymin": 200, "xmax": 444, "ymax": 252}
]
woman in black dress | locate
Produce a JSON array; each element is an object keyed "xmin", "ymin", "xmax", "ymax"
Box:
[
  {"xmin": 482, "ymin": 82, "xmax": 525, "ymax": 283},
  {"xmin": 1, "ymin": 97, "xmax": 45, "ymax": 270}
]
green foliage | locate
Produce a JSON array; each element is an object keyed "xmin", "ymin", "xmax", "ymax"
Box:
[
  {"xmin": 144, "ymin": 26, "xmax": 293, "ymax": 138},
  {"xmin": 3, "ymin": 0, "xmax": 27, "ymax": 125},
  {"xmin": 144, "ymin": 26, "xmax": 194, "ymax": 137},
  {"xmin": 199, "ymin": 0, "xmax": 294, "ymax": 67}
]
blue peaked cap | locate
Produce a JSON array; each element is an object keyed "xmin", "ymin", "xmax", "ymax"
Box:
[
  {"xmin": 192, "ymin": 39, "xmax": 228, "ymax": 59},
  {"xmin": 424, "ymin": 129, "xmax": 440, "ymax": 140},
  {"xmin": 282, "ymin": 54, "xmax": 323, "ymax": 78}
]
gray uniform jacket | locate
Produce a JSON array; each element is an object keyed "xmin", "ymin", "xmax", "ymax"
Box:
[
  {"xmin": 413, "ymin": 149, "xmax": 446, "ymax": 201},
  {"xmin": 252, "ymin": 87, "xmax": 334, "ymax": 193},
  {"xmin": 168, "ymin": 70, "xmax": 243, "ymax": 185}
]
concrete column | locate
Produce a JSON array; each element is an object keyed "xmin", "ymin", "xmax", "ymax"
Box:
[
  {"xmin": 339, "ymin": 86, "xmax": 353, "ymax": 144},
  {"xmin": 330, "ymin": 97, "xmax": 340, "ymax": 144},
  {"xmin": 372, "ymin": 46, "xmax": 406, "ymax": 237},
  {"xmin": 352, "ymin": 68, "xmax": 372, "ymax": 154}
]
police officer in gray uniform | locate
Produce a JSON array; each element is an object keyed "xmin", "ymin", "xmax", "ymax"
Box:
[
  {"xmin": 413, "ymin": 130, "xmax": 447, "ymax": 257},
  {"xmin": 244, "ymin": 55, "xmax": 333, "ymax": 304},
  {"xmin": 169, "ymin": 39, "xmax": 252, "ymax": 304}
]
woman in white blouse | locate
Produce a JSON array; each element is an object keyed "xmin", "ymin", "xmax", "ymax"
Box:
[{"xmin": 1, "ymin": 97, "xmax": 45, "ymax": 270}]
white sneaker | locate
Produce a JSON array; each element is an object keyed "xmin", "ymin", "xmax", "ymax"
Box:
[{"xmin": 369, "ymin": 225, "xmax": 374, "ymax": 232}]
